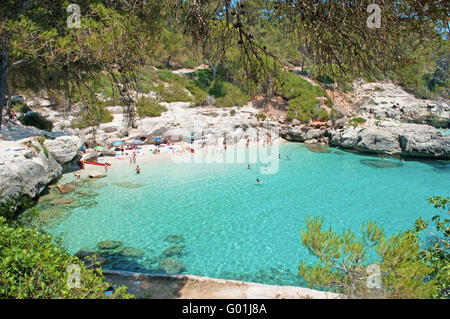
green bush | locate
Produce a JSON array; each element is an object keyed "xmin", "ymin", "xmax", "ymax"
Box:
[
  {"xmin": 256, "ymin": 113, "xmax": 266, "ymax": 120},
  {"xmin": 0, "ymin": 193, "xmax": 35, "ymax": 226},
  {"xmin": 349, "ymin": 117, "xmax": 367, "ymax": 128},
  {"xmin": 182, "ymin": 59, "xmax": 200, "ymax": 69},
  {"xmin": 37, "ymin": 136, "xmax": 49, "ymax": 157},
  {"xmin": 186, "ymin": 69, "xmax": 214, "ymax": 90},
  {"xmin": 155, "ymin": 82, "xmax": 192, "ymax": 103},
  {"xmin": 12, "ymin": 102, "xmax": 31, "ymax": 114},
  {"xmin": 136, "ymin": 97, "xmax": 167, "ymax": 117},
  {"xmin": 71, "ymin": 103, "xmax": 114, "ymax": 129},
  {"xmin": 185, "ymin": 81, "xmax": 208, "ymax": 105},
  {"xmin": 230, "ymin": 109, "xmax": 236, "ymax": 115},
  {"xmin": 316, "ymin": 109, "xmax": 330, "ymax": 121},
  {"xmin": 0, "ymin": 216, "xmax": 133, "ymax": 298},
  {"xmin": 210, "ymin": 81, "xmax": 250, "ymax": 107},
  {"xmin": 18, "ymin": 112, "xmax": 53, "ymax": 131}
]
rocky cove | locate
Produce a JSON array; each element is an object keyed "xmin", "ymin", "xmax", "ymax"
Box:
[{"xmin": 1, "ymin": 78, "xmax": 449, "ymax": 205}]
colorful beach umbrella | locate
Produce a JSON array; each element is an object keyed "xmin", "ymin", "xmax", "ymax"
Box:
[
  {"xmin": 94, "ymin": 146, "xmax": 105, "ymax": 151},
  {"xmin": 112, "ymin": 141, "xmax": 123, "ymax": 146},
  {"xmin": 132, "ymin": 139, "xmax": 142, "ymax": 144}
]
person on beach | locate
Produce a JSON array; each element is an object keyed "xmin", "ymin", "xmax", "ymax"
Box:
[{"xmin": 136, "ymin": 165, "xmax": 141, "ymax": 174}]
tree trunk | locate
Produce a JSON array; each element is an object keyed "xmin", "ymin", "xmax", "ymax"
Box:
[{"xmin": 0, "ymin": 46, "xmax": 8, "ymax": 134}]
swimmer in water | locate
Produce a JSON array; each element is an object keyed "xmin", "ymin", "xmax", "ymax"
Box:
[
  {"xmin": 136, "ymin": 165, "xmax": 141, "ymax": 174},
  {"xmin": 248, "ymin": 164, "xmax": 251, "ymax": 169},
  {"xmin": 256, "ymin": 178, "xmax": 265, "ymax": 184},
  {"xmin": 286, "ymin": 155, "xmax": 291, "ymax": 160}
]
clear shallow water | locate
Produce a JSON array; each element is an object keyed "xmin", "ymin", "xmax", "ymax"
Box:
[{"xmin": 44, "ymin": 143, "xmax": 450, "ymax": 287}]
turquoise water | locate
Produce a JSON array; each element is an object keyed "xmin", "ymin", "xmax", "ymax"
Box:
[{"xmin": 45, "ymin": 143, "xmax": 450, "ymax": 287}]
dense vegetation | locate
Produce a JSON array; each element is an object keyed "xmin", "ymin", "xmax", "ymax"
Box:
[
  {"xmin": 0, "ymin": 216, "xmax": 133, "ymax": 298},
  {"xmin": 1, "ymin": 0, "xmax": 448, "ymax": 133},
  {"xmin": 0, "ymin": 0, "xmax": 448, "ymax": 299},
  {"xmin": 0, "ymin": 194, "xmax": 133, "ymax": 299},
  {"xmin": 299, "ymin": 196, "xmax": 449, "ymax": 299}
]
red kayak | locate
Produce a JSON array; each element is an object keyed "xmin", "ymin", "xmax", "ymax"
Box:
[{"xmin": 82, "ymin": 161, "xmax": 112, "ymax": 167}]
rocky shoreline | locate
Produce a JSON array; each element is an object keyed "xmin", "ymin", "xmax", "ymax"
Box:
[
  {"xmin": 1, "ymin": 79, "xmax": 449, "ymax": 204},
  {"xmin": 102, "ymin": 270, "xmax": 340, "ymax": 299},
  {"xmin": 0, "ymin": 123, "xmax": 83, "ymax": 202}
]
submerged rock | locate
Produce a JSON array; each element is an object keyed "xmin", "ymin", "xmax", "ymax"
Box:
[
  {"xmin": 57, "ymin": 183, "xmax": 75, "ymax": 194},
  {"xmin": 80, "ymin": 200, "xmax": 99, "ymax": 209},
  {"xmin": 306, "ymin": 144, "xmax": 331, "ymax": 153},
  {"xmin": 50, "ymin": 197, "xmax": 75, "ymax": 205},
  {"xmin": 113, "ymin": 182, "xmax": 144, "ymax": 189},
  {"xmin": 97, "ymin": 240, "xmax": 124, "ymax": 250},
  {"xmin": 360, "ymin": 159, "xmax": 403, "ymax": 168},
  {"xmin": 164, "ymin": 234, "xmax": 185, "ymax": 244},
  {"xmin": 89, "ymin": 173, "xmax": 107, "ymax": 179},
  {"xmin": 163, "ymin": 245, "xmax": 186, "ymax": 257},
  {"xmin": 119, "ymin": 247, "xmax": 145, "ymax": 258},
  {"xmin": 158, "ymin": 257, "xmax": 185, "ymax": 274},
  {"xmin": 75, "ymin": 189, "xmax": 99, "ymax": 198}
]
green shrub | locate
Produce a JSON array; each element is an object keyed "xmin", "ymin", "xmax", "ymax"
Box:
[
  {"xmin": 230, "ymin": 109, "xmax": 236, "ymax": 115},
  {"xmin": 36, "ymin": 137, "xmax": 49, "ymax": 157},
  {"xmin": 12, "ymin": 102, "xmax": 31, "ymax": 114},
  {"xmin": 316, "ymin": 109, "xmax": 330, "ymax": 121},
  {"xmin": 350, "ymin": 117, "xmax": 367, "ymax": 128},
  {"xmin": 182, "ymin": 59, "xmax": 200, "ymax": 69},
  {"xmin": 186, "ymin": 69, "xmax": 214, "ymax": 91},
  {"xmin": 256, "ymin": 113, "xmax": 266, "ymax": 120},
  {"xmin": 136, "ymin": 97, "xmax": 167, "ymax": 117},
  {"xmin": 18, "ymin": 112, "xmax": 53, "ymax": 131},
  {"xmin": 71, "ymin": 103, "xmax": 114, "ymax": 129},
  {"xmin": 185, "ymin": 81, "xmax": 208, "ymax": 105},
  {"xmin": 0, "ymin": 193, "xmax": 35, "ymax": 225},
  {"xmin": 210, "ymin": 81, "xmax": 250, "ymax": 107},
  {"xmin": 350, "ymin": 117, "xmax": 367, "ymax": 124},
  {"xmin": 155, "ymin": 82, "xmax": 192, "ymax": 103},
  {"xmin": 0, "ymin": 216, "xmax": 133, "ymax": 298},
  {"xmin": 341, "ymin": 83, "xmax": 354, "ymax": 93}
]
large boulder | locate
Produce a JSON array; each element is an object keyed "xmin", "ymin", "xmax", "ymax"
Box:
[
  {"xmin": 81, "ymin": 151, "xmax": 99, "ymax": 162},
  {"xmin": 355, "ymin": 130, "xmax": 401, "ymax": 154},
  {"xmin": 399, "ymin": 133, "xmax": 450, "ymax": 158},
  {"xmin": 326, "ymin": 120, "xmax": 450, "ymax": 159},
  {"xmin": 0, "ymin": 142, "xmax": 62, "ymax": 201},
  {"xmin": 340, "ymin": 128, "xmax": 359, "ymax": 148},
  {"xmin": 44, "ymin": 135, "xmax": 83, "ymax": 165}
]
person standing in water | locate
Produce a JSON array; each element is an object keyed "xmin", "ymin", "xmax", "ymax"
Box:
[
  {"xmin": 136, "ymin": 165, "xmax": 141, "ymax": 174},
  {"xmin": 248, "ymin": 164, "xmax": 251, "ymax": 169}
]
